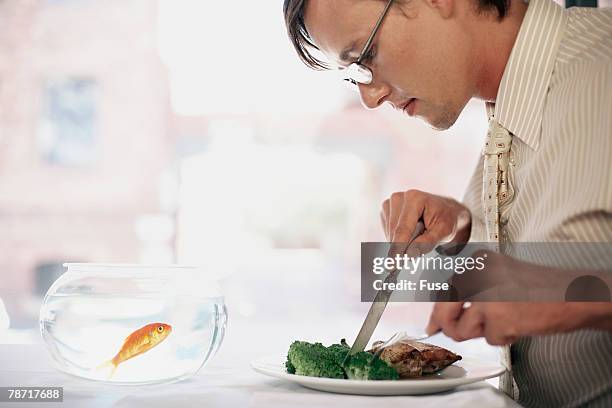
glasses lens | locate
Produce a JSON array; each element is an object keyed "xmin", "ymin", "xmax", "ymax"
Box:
[
  {"xmin": 342, "ymin": 78, "xmax": 359, "ymax": 91},
  {"xmin": 341, "ymin": 63, "xmax": 372, "ymax": 87}
]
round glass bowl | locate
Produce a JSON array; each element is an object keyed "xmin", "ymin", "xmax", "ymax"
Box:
[{"xmin": 39, "ymin": 263, "xmax": 227, "ymax": 385}]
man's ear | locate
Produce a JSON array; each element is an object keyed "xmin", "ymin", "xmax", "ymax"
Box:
[{"xmin": 425, "ymin": 0, "xmax": 455, "ymax": 19}]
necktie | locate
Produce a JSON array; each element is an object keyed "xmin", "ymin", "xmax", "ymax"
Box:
[
  {"xmin": 482, "ymin": 113, "xmax": 515, "ymax": 399},
  {"xmin": 483, "ymin": 118, "xmax": 514, "ymax": 243}
]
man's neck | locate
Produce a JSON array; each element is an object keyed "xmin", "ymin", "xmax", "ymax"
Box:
[{"xmin": 474, "ymin": 0, "xmax": 529, "ymax": 102}]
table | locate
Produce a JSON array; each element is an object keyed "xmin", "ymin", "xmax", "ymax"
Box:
[{"xmin": 0, "ymin": 344, "xmax": 521, "ymax": 408}]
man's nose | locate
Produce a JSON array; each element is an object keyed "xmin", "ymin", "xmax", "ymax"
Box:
[{"xmin": 358, "ymin": 82, "xmax": 390, "ymax": 110}]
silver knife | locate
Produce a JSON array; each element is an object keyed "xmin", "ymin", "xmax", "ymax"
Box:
[{"xmin": 343, "ymin": 220, "xmax": 425, "ymax": 364}]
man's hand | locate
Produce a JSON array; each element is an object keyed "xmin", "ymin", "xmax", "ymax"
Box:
[
  {"xmin": 380, "ymin": 190, "xmax": 472, "ymax": 249},
  {"xmin": 425, "ymin": 302, "xmax": 612, "ymax": 345}
]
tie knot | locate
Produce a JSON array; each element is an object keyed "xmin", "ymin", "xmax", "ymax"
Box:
[{"xmin": 484, "ymin": 119, "xmax": 512, "ymax": 155}]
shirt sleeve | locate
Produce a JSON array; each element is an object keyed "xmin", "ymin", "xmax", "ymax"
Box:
[{"xmin": 545, "ymin": 61, "xmax": 612, "ymax": 241}]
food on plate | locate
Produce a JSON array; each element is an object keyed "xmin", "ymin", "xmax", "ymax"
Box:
[
  {"xmin": 343, "ymin": 348, "xmax": 400, "ymax": 380},
  {"xmin": 285, "ymin": 341, "xmax": 344, "ymax": 379},
  {"xmin": 286, "ymin": 339, "xmax": 399, "ymax": 380},
  {"xmin": 285, "ymin": 337, "xmax": 462, "ymax": 381},
  {"xmin": 371, "ymin": 339, "xmax": 462, "ymax": 378}
]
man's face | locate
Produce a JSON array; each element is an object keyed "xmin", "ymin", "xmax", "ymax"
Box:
[{"xmin": 304, "ymin": 0, "xmax": 477, "ymax": 130}]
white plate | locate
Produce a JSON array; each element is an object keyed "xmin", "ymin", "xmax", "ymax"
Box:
[{"xmin": 250, "ymin": 355, "xmax": 505, "ymax": 396}]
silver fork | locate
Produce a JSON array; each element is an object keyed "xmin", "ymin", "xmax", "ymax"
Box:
[{"xmin": 371, "ymin": 331, "xmax": 430, "ymax": 359}]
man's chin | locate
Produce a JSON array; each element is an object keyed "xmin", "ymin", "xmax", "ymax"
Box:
[
  {"xmin": 418, "ymin": 116, "xmax": 455, "ymax": 131},
  {"xmin": 426, "ymin": 120, "xmax": 453, "ymax": 131},
  {"xmin": 419, "ymin": 107, "xmax": 460, "ymax": 131}
]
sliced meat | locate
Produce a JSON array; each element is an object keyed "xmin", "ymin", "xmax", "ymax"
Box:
[{"xmin": 371, "ymin": 340, "xmax": 461, "ymax": 378}]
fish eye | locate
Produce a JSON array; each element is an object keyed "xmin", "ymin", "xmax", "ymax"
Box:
[{"xmin": 157, "ymin": 326, "xmax": 164, "ymax": 332}]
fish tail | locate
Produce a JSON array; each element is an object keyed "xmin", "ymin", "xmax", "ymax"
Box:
[
  {"xmin": 95, "ymin": 360, "xmax": 118, "ymax": 379},
  {"xmin": 109, "ymin": 363, "xmax": 118, "ymax": 379}
]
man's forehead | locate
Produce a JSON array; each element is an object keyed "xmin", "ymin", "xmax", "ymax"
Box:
[{"xmin": 304, "ymin": 0, "xmax": 373, "ymax": 65}]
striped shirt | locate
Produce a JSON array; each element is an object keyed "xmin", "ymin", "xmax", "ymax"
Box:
[{"xmin": 462, "ymin": 0, "xmax": 612, "ymax": 406}]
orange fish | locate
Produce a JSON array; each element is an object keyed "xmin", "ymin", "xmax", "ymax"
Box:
[{"xmin": 98, "ymin": 322, "xmax": 172, "ymax": 378}]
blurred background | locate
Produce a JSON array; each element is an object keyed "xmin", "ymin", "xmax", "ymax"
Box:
[{"xmin": 1, "ymin": 0, "xmax": 606, "ymax": 363}]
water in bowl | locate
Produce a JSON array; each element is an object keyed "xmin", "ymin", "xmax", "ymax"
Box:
[{"xmin": 40, "ymin": 292, "xmax": 226, "ymax": 385}]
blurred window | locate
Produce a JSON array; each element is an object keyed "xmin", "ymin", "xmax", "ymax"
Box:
[
  {"xmin": 46, "ymin": 0, "xmax": 95, "ymax": 5},
  {"xmin": 38, "ymin": 78, "xmax": 97, "ymax": 166},
  {"xmin": 34, "ymin": 262, "xmax": 65, "ymax": 297}
]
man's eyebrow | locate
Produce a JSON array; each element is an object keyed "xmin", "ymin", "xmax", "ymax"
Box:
[{"xmin": 339, "ymin": 41, "xmax": 358, "ymax": 62}]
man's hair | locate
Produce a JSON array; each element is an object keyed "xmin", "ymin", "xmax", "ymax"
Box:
[{"xmin": 283, "ymin": 0, "xmax": 510, "ymax": 70}]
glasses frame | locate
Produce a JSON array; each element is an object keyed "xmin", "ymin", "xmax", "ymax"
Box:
[{"xmin": 343, "ymin": 0, "xmax": 394, "ymax": 87}]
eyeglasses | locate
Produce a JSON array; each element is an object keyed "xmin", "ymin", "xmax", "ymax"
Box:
[{"xmin": 341, "ymin": 0, "xmax": 394, "ymax": 89}]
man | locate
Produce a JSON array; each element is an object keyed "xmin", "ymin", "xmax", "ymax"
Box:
[{"xmin": 283, "ymin": 0, "xmax": 612, "ymax": 406}]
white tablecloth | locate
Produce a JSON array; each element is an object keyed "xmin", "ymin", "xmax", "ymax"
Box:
[{"xmin": 0, "ymin": 344, "xmax": 520, "ymax": 408}]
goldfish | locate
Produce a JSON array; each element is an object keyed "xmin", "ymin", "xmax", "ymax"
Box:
[{"xmin": 98, "ymin": 322, "xmax": 172, "ymax": 378}]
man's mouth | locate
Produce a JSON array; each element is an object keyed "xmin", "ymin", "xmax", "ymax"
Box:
[{"xmin": 403, "ymin": 98, "xmax": 417, "ymax": 116}]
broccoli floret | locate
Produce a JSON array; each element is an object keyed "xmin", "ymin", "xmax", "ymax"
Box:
[
  {"xmin": 285, "ymin": 340, "xmax": 399, "ymax": 381},
  {"xmin": 285, "ymin": 357, "xmax": 296, "ymax": 374},
  {"xmin": 286, "ymin": 341, "xmax": 345, "ymax": 379},
  {"xmin": 327, "ymin": 340, "xmax": 351, "ymax": 366},
  {"xmin": 344, "ymin": 351, "xmax": 399, "ymax": 380}
]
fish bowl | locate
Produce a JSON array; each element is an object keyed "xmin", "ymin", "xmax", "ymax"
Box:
[{"xmin": 39, "ymin": 263, "xmax": 227, "ymax": 385}]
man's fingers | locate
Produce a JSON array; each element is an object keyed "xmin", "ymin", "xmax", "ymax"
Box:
[
  {"xmin": 409, "ymin": 232, "xmax": 438, "ymax": 256},
  {"xmin": 381, "ymin": 199, "xmax": 391, "ymax": 239},
  {"xmin": 454, "ymin": 304, "xmax": 484, "ymax": 341},
  {"xmin": 426, "ymin": 302, "xmax": 465, "ymax": 339},
  {"xmin": 425, "ymin": 303, "xmax": 442, "ymax": 335},
  {"xmin": 484, "ymin": 326, "xmax": 515, "ymax": 346},
  {"xmin": 380, "ymin": 210, "xmax": 388, "ymax": 241},
  {"xmin": 420, "ymin": 211, "xmax": 457, "ymax": 242},
  {"xmin": 392, "ymin": 191, "xmax": 424, "ymax": 242},
  {"xmin": 483, "ymin": 303, "xmax": 520, "ymax": 346},
  {"xmin": 388, "ymin": 192, "xmax": 405, "ymax": 241}
]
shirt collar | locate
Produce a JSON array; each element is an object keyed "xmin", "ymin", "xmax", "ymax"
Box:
[{"xmin": 489, "ymin": 0, "xmax": 568, "ymax": 150}]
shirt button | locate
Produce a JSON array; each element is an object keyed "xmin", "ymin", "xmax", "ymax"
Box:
[{"xmin": 500, "ymin": 215, "xmax": 509, "ymax": 226}]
